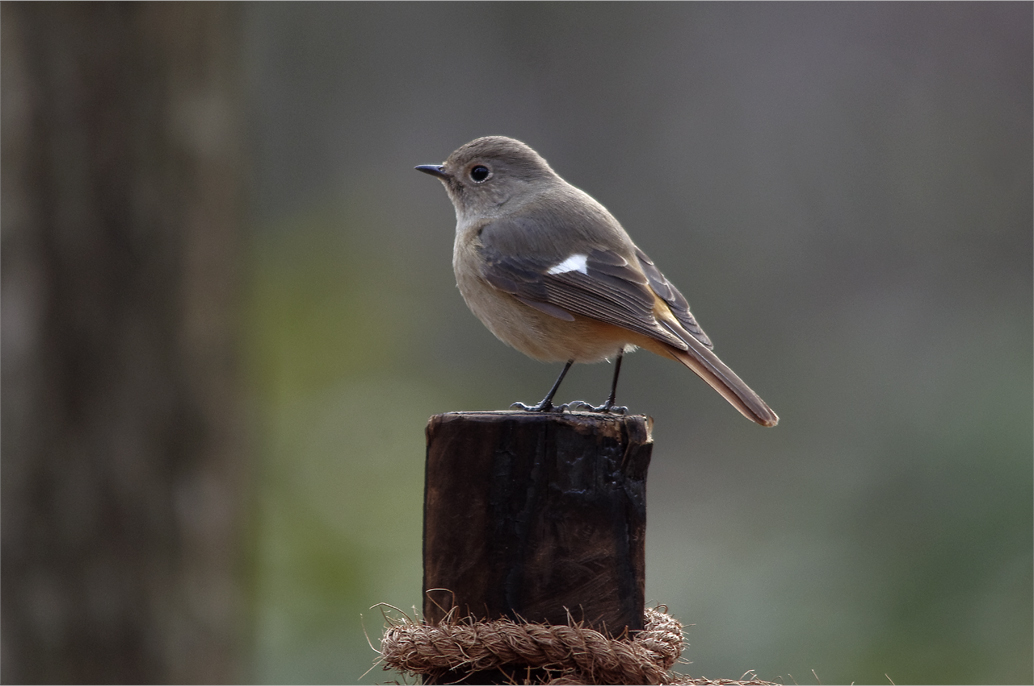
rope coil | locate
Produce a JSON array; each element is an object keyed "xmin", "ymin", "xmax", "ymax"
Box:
[{"xmin": 379, "ymin": 606, "xmax": 687, "ymax": 684}]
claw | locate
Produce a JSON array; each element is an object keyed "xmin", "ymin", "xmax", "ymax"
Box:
[{"xmin": 566, "ymin": 400, "xmax": 629, "ymax": 415}]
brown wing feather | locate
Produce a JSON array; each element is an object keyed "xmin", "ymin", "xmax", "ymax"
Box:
[
  {"xmin": 634, "ymin": 247, "xmax": 713, "ymax": 349},
  {"xmin": 479, "ymin": 245, "xmax": 689, "ymax": 351},
  {"xmin": 476, "ymin": 215, "xmax": 713, "ymax": 354}
]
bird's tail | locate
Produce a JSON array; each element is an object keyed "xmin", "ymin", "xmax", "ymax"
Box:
[{"xmin": 659, "ymin": 334, "xmax": 779, "ymax": 427}]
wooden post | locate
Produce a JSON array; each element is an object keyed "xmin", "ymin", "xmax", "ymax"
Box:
[{"xmin": 422, "ymin": 410, "xmax": 653, "ymax": 682}]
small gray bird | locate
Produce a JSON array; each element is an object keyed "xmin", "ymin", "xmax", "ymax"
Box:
[{"xmin": 416, "ymin": 136, "xmax": 778, "ymax": 427}]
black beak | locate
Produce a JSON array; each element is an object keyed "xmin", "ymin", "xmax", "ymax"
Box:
[{"xmin": 415, "ymin": 164, "xmax": 448, "ymax": 179}]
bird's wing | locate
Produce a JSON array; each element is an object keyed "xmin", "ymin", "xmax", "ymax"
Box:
[
  {"xmin": 476, "ymin": 215, "xmax": 713, "ymax": 351},
  {"xmin": 633, "ymin": 247, "xmax": 713, "ymax": 349},
  {"xmin": 481, "ymin": 245, "xmax": 689, "ymax": 349}
]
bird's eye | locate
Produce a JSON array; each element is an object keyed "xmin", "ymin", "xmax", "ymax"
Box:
[{"xmin": 469, "ymin": 165, "xmax": 491, "ymax": 183}]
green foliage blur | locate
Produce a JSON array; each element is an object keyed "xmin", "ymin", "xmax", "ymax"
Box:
[{"xmin": 240, "ymin": 4, "xmax": 1032, "ymax": 684}]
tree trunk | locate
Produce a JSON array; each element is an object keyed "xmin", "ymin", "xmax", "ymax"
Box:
[{"xmin": 1, "ymin": 4, "xmax": 246, "ymax": 683}]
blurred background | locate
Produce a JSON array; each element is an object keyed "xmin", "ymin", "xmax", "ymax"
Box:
[{"xmin": 2, "ymin": 3, "xmax": 1031, "ymax": 684}]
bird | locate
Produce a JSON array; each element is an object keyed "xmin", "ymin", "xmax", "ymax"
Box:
[{"xmin": 416, "ymin": 136, "xmax": 778, "ymax": 427}]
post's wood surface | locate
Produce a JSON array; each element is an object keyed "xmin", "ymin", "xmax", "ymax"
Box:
[{"xmin": 422, "ymin": 410, "xmax": 653, "ymax": 644}]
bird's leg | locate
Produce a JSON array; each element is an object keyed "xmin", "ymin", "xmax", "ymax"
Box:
[
  {"xmin": 569, "ymin": 351, "xmax": 629, "ymax": 414},
  {"xmin": 600, "ymin": 351, "xmax": 627, "ymax": 413},
  {"xmin": 512, "ymin": 360, "xmax": 574, "ymax": 412}
]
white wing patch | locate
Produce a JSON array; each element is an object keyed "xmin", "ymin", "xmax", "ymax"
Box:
[{"xmin": 547, "ymin": 253, "xmax": 589, "ymax": 275}]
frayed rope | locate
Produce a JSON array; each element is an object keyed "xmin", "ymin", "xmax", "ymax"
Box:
[{"xmin": 375, "ymin": 605, "xmax": 774, "ymax": 685}]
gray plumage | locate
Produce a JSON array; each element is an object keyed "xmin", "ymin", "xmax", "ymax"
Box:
[{"xmin": 416, "ymin": 136, "xmax": 778, "ymax": 427}]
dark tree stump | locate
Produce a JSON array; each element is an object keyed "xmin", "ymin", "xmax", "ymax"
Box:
[{"xmin": 423, "ymin": 410, "xmax": 653, "ymax": 647}]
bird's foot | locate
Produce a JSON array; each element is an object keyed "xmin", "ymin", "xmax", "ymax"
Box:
[
  {"xmin": 511, "ymin": 400, "xmax": 569, "ymax": 413},
  {"xmin": 566, "ymin": 400, "xmax": 628, "ymax": 415}
]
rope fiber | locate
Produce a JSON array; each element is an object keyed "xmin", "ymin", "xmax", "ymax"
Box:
[{"xmin": 378, "ymin": 606, "xmax": 773, "ymax": 685}]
